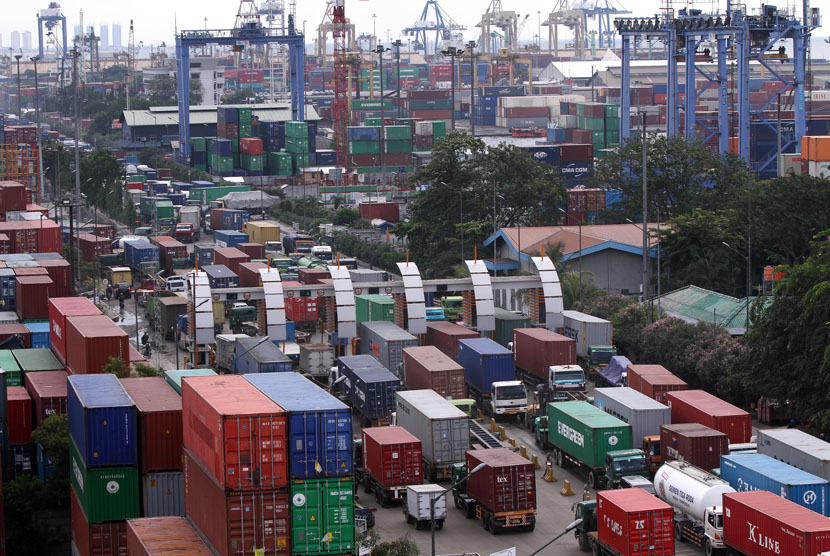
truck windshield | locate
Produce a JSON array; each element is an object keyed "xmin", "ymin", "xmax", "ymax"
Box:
[
  {"xmin": 497, "ymin": 385, "xmax": 526, "ymax": 399},
  {"xmin": 553, "ymin": 371, "xmax": 585, "ymax": 382},
  {"xmin": 612, "ymin": 457, "xmax": 647, "ymax": 473}
]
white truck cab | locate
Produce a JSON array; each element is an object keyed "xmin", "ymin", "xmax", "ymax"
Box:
[
  {"xmin": 490, "ymin": 380, "xmax": 528, "ymax": 417},
  {"xmin": 311, "ymin": 245, "xmax": 333, "ymax": 261},
  {"xmin": 548, "ymin": 364, "xmax": 587, "ymax": 393}
]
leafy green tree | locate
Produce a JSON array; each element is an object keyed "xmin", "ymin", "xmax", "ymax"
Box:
[
  {"xmin": 3, "ymin": 475, "xmax": 46, "ymax": 554},
  {"xmin": 31, "ymin": 414, "xmax": 70, "ymax": 503},
  {"xmin": 189, "ymin": 78, "xmax": 204, "ymax": 105},
  {"xmin": 222, "ymin": 89, "xmax": 256, "ymax": 105},
  {"xmin": 103, "ymin": 64, "xmax": 129, "ymax": 82},
  {"xmin": 80, "ymin": 150, "xmax": 125, "ymax": 216},
  {"xmin": 591, "ymin": 135, "xmax": 752, "ymax": 222},
  {"xmin": 370, "ymin": 538, "xmax": 419, "ymax": 556},
  {"xmin": 103, "ymin": 356, "xmax": 130, "ymax": 378},
  {"xmin": 124, "ymin": 197, "xmax": 138, "ymax": 230},
  {"xmin": 333, "ymin": 208, "xmax": 359, "ymax": 226},
  {"xmin": 745, "ymin": 235, "xmax": 830, "ymax": 427},
  {"xmin": 146, "ymin": 75, "xmax": 177, "ymax": 105}
]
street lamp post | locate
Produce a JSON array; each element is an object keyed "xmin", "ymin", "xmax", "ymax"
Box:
[
  {"xmin": 640, "ymin": 111, "xmax": 648, "ymax": 306},
  {"xmin": 14, "ymin": 53, "xmax": 22, "ymax": 121},
  {"xmin": 392, "ymin": 40, "xmax": 403, "ymax": 119},
  {"xmin": 31, "ymin": 55, "xmax": 44, "ymax": 205},
  {"xmin": 466, "ymin": 41, "xmax": 477, "ymax": 137},
  {"xmin": 441, "ymin": 46, "xmax": 461, "ymax": 131},
  {"xmin": 559, "ymin": 207, "xmax": 583, "ymax": 300},
  {"xmin": 431, "ymin": 462, "xmax": 486, "ymax": 556},
  {"xmin": 528, "ymin": 518, "xmax": 585, "ymax": 556},
  {"xmin": 722, "ymin": 241, "xmax": 751, "ymax": 326},
  {"xmin": 374, "ymin": 44, "xmax": 391, "ymax": 185}
]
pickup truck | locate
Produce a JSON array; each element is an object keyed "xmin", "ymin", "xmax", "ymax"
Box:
[{"xmin": 174, "ymin": 223, "xmax": 199, "ymax": 243}]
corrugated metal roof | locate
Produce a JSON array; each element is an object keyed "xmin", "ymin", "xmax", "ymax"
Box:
[
  {"xmin": 121, "ymin": 104, "xmax": 320, "ymax": 128},
  {"xmin": 656, "ymin": 285, "xmax": 770, "ymax": 329}
]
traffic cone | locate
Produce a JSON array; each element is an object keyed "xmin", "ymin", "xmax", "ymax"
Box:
[
  {"xmin": 508, "ymin": 437, "xmax": 517, "ymax": 447},
  {"xmin": 498, "ymin": 426, "xmax": 507, "ymax": 440},
  {"xmin": 532, "ymin": 454, "xmax": 542, "ymax": 469},
  {"xmin": 583, "ymin": 487, "xmax": 592, "ymax": 501},
  {"xmin": 489, "ymin": 418, "xmax": 497, "ymax": 432},
  {"xmin": 543, "ymin": 462, "xmax": 557, "ymax": 482},
  {"xmin": 519, "ymin": 445, "xmax": 529, "ymax": 459},
  {"xmin": 561, "ymin": 480, "xmax": 575, "ymax": 496},
  {"xmin": 477, "ymin": 409, "xmax": 483, "ymax": 420}
]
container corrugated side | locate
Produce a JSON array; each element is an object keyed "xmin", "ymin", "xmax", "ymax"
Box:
[
  {"xmin": 359, "ymin": 321, "xmax": 419, "ymax": 377},
  {"xmin": 394, "ymin": 390, "xmax": 470, "ymax": 467},
  {"xmin": 119, "ymin": 378, "xmax": 183, "ymax": 473},
  {"xmin": 362, "ymin": 426, "xmax": 422, "ymax": 487},
  {"xmin": 49, "ymin": 297, "xmax": 101, "ymax": 365},
  {"xmin": 70, "ymin": 486, "xmax": 128, "ymax": 556},
  {"xmin": 465, "ymin": 448, "xmax": 536, "ymax": 513},
  {"xmin": 24, "ymin": 369, "xmax": 68, "ymax": 428},
  {"xmin": 244, "ymin": 373, "xmax": 352, "ymax": 479},
  {"xmin": 425, "ymin": 322, "xmax": 480, "ymax": 360},
  {"xmin": 757, "ymin": 428, "xmax": 830, "ymax": 481},
  {"xmin": 67, "ymin": 374, "xmax": 138, "ymax": 468},
  {"xmin": 593, "ymin": 387, "xmax": 671, "ymax": 447},
  {"xmin": 666, "ymin": 390, "xmax": 752, "ymax": 444},
  {"xmin": 69, "ymin": 437, "xmax": 140, "ymax": 523},
  {"xmin": 660, "ymin": 423, "xmax": 729, "ymax": 471},
  {"xmin": 402, "ymin": 346, "xmax": 466, "ymax": 399},
  {"xmin": 126, "ymin": 516, "xmax": 212, "ymax": 555},
  {"xmin": 546, "ymin": 401, "xmax": 632, "ymax": 468},
  {"xmin": 721, "ymin": 454, "xmax": 830, "ymax": 516},
  {"xmin": 141, "ymin": 472, "xmax": 184, "ymax": 518},
  {"xmin": 183, "ymin": 449, "xmax": 290, "ymax": 556},
  {"xmin": 597, "ymin": 488, "xmax": 674, "ymax": 556},
  {"xmin": 290, "ymin": 477, "xmax": 356, "ymax": 555},
  {"xmin": 457, "ymin": 338, "xmax": 516, "ymax": 393},
  {"xmin": 342, "ymin": 366, "xmax": 400, "ymax": 420}
]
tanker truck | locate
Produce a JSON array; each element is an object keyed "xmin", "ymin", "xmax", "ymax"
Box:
[{"xmin": 653, "ymin": 460, "xmax": 735, "ymax": 555}]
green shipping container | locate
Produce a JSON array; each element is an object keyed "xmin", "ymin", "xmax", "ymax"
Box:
[
  {"xmin": 268, "ymin": 152, "xmax": 294, "ymax": 175},
  {"xmin": 604, "ymin": 104, "xmax": 619, "ymax": 118},
  {"xmin": 355, "ymin": 294, "xmax": 395, "ymax": 323},
  {"xmin": 241, "ymin": 154, "xmax": 264, "ymax": 171},
  {"xmin": 545, "ymin": 401, "xmax": 632, "ymax": 468},
  {"xmin": 163, "ymin": 369, "xmax": 217, "ymax": 395},
  {"xmin": 139, "ymin": 196, "xmax": 157, "ymax": 217},
  {"xmin": 291, "ymin": 477, "xmax": 355, "ymax": 555},
  {"xmin": 364, "ymin": 118, "xmax": 383, "ymax": 126},
  {"xmin": 385, "ymin": 140, "xmax": 412, "ymax": 154},
  {"xmin": 231, "ymin": 138, "xmax": 239, "ymax": 153},
  {"xmin": 292, "ymin": 153, "xmax": 310, "ymax": 172},
  {"xmin": 238, "ymin": 124, "xmax": 253, "ymax": 138},
  {"xmin": 384, "ymin": 126, "xmax": 412, "ymax": 140},
  {"xmin": 12, "ymin": 348, "xmax": 63, "ymax": 371},
  {"xmin": 193, "ymin": 163, "xmax": 207, "ymax": 172},
  {"xmin": 351, "ymin": 99, "xmax": 393, "ymax": 110},
  {"xmin": 432, "ymin": 121, "xmax": 447, "ymax": 138},
  {"xmin": 409, "ymin": 99, "xmax": 452, "ymax": 111},
  {"xmin": 129, "ymin": 175, "xmax": 147, "ymax": 183},
  {"xmin": 349, "ymin": 141, "xmax": 380, "ymax": 155},
  {"xmin": 237, "ymin": 107, "xmax": 253, "ymax": 123},
  {"xmin": 70, "ymin": 438, "xmax": 140, "ymax": 523},
  {"xmin": 191, "ymin": 137, "xmax": 207, "ymax": 152},
  {"xmin": 493, "ymin": 307, "xmax": 530, "ymax": 347},
  {"xmin": 0, "ymin": 351, "xmax": 21, "ymax": 386},
  {"xmin": 286, "ymin": 139, "xmax": 310, "ymax": 154},
  {"xmin": 285, "ymin": 121, "xmax": 309, "ymax": 138},
  {"xmin": 155, "ymin": 200, "xmax": 174, "ymax": 221}
]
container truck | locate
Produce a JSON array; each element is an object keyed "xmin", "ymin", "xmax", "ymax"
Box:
[
  {"xmin": 425, "ymin": 321, "xmax": 480, "ymax": 360},
  {"xmin": 299, "ymin": 343, "xmax": 334, "ymax": 380},
  {"xmin": 402, "ymin": 346, "xmax": 466, "ymax": 399},
  {"xmin": 512, "ymin": 328, "xmax": 579, "ymax": 387},
  {"xmin": 757, "ymin": 428, "xmax": 830, "ymax": 481},
  {"xmin": 596, "ymin": 355, "xmax": 630, "ymax": 388},
  {"xmin": 722, "ymin": 490, "xmax": 830, "ymax": 556},
  {"xmin": 666, "ymin": 390, "xmax": 752, "ymax": 444},
  {"xmin": 572, "ymin": 488, "xmax": 675, "ymax": 555},
  {"xmin": 593, "ymin": 387, "xmax": 671, "ymax": 481},
  {"xmin": 124, "ymin": 240, "xmax": 159, "ymax": 273},
  {"xmin": 395, "ymin": 389, "xmax": 470, "ymax": 481},
  {"xmin": 213, "ymin": 334, "xmax": 250, "ymax": 373},
  {"xmin": 341, "ymin": 366, "xmax": 401, "ymax": 427},
  {"xmin": 653, "ymin": 460, "xmax": 736, "ymax": 554},
  {"xmin": 562, "ymin": 310, "xmax": 613, "ymax": 359},
  {"xmin": 404, "ymin": 484, "xmax": 447, "ymax": 530},
  {"xmin": 720, "ymin": 453, "xmax": 830, "ymax": 516},
  {"xmin": 233, "ymin": 337, "xmax": 292, "ymax": 374},
  {"xmin": 457, "ymin": 338, "xmax": 526, "ymax": 420},
  {"xmin": 536, "ymin": 401, "xmax": 648, "ymax": 489},
  {"xmin": 584, "ymin": 345, "xmax": 618, "ymax": 382},
  {"xmin": 359, "ymin": 321, "xmax": 419, "ymax": 378},
  {"xmin": 331, "ymin": 354, "xmax": 383, "ymax": 390},
  {"xmin": 310, "ymin": 245, "xmax": 333, "ymax": 261},
  {"xmin": 283, "ymin": 233, "xmax": 314, "ymax": 254},
  {"xmin": 661, "ymin": 423, "xmax": 729, "ymax": 474},
  {"xmin": 627, "ymin": 364, "xmax": 688, "ymax": 403},
  {"xmin": 452, "ymin": 448, "xmax": 536, "ymax": 534},
  {"xmin": 356, "ymin": 426, "xmax": 422, "ymax": 507},
  {"xmin": 145, "ymin": 295, "xmax": 188, "ymax": 340}
]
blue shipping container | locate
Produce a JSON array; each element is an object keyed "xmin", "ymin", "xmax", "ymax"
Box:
[
  {"xmin": 337, "ymin": 354, "xmax": 383, "ymax": 380},
  {"xmin": 526, "ymin": 146, "xmax": 561, "ymax": 166},
  {"xmin": 457, "ymin": 338, "xmax": 516, "ymax": 394},
  {"xmin": 0, "ymin": 269, "xmax": 16, "ymax": 310},
  {"xmin": 479, "ymin": 85, "xmax": 525, "ymax": 97},
  {"xmin": 195, "ymin": 245, "xmax": 214, "ymax": 267},
  {"xmin": 67, "ymin": 374, "xmax": 138, "ymax": 468},
  {"xmin": 0, "ymin": 370, "xmax": 7, "ymax": 422},
  {"xmin": 347, "ymin": 127, "xmax": 381, "ymax": 141},
  {"xmin": 218, "ymin": 210, "xmax": 250, "ymax": 231},
  {"xmin": 233, "ymin": 338, "xmax": 293, "ymax": 374},
  {"xmin": 168, "ymin": 193, "xmax": 185, "ymax": 206},
  {"xmin": 721, "ymin": 453, "xmax": 830, "ymax": 516},
  {"xmin": 244, "ymin": 373, "xmax": 352, "ymax": 479},
  {"xmin": 36, "ymin": 442, "xmax": 56, "ymax": 481},
  {"xmin": 124, "ymin": 240, "xmax": 159, "ymax": 270},
  {"xmin": 24, "ymin": 322, "xmax": 50, "ymax": 349},
  {"xmin": 201, "ymin": 265, "xmax": 239, "ymax": 289},
  {"xmin": 213, "ymin": 230, "xmax": 249, "ymax": 248},
  {"xmin": 342, "ymin": 367, "xmax": 401, "ymax": 421},
  {"xmin": 191, "ymin": 180, "xmax": 214, "ymax": 188}
]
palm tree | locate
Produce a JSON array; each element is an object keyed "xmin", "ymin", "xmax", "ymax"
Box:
[
  {"xmin": 544, "ymin": 240, "xmax": 569, "ymax": 274},
  {"xmin": 561, "ymin": 270, "xmax": 604, "ymax": 309}
]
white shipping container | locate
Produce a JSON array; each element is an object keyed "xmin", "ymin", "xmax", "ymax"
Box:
[
  {"xmin": 757, "ymin": 428, "xmax": 830, "ymax": 480},
  {"xmin": 299, "ymin": 343, "xmax": 334, "ymax": 376},
  {"xmin": 395, "ymin": 390, "xmax": 470, "ymax": 468},
  {"xmin": 557, "ymin": 115, "xmax": 578, "ymax": 129},
  {"xmin": 215, "ymin": 333, "xmax": 251, "ymax": 372},
  {"xmin": 406, "ymin": 484, "xmax": 448, "ymax": 520},
  {"xmin": 500, "ymin": 96, "xmax": 549, "ymax": 108},
  {"xmin": 809, "ymin": 160, "xmax": 830, "ymax": 178},
  {"xmin": 779, "ymin": 153, "xmax": 803, "ymax": 177},
  {"xmin": 562, "ymin": 310, "xmax": 613, "ymax": 358},
  {"xmin": 0, "ymin": 311, "xmax": 19, "ymax": 324},
  {"xmin": 593, "ymin": 387, "xmax": 671, "ymax": 446}
]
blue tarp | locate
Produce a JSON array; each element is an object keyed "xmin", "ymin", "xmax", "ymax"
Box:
[{"xmin": 599, "ymin": 355, "xmax": 632, "ymax": 386}]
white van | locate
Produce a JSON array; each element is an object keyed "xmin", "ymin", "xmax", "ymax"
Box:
[{"xmin": 166, "ymin": 275, "xmax": 187, "ymax": 292}]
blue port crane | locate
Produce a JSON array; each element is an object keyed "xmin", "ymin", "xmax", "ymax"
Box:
[
  {"xmin": 403, "ymin": 0, "xmax": 467, "ymax": 56},
  {"xmin": 571, "ymin": 0, "xmax": 630, "ymax": 49}
]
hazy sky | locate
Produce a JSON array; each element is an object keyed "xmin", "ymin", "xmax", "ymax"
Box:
[
  {"xmin": 2, "ymin": 0, "xmax": 828, "ymax": 53},
  {"xmin": 4, "ymin": 0, "xmax": 826, "ymax": 51}
]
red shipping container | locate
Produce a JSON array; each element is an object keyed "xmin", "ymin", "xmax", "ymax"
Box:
[
  {"xmin": 156, "ymin": 168, "xmax": 173, "ymax": 179},
  {"xmin": 12, "ymin": 267, "xmax": 47, "ymax": 277},
  {"xmin": 181, "ymin": 375, "xmax": 288, "ymax": 491},
  {"xmin": 660, "ymin": 423, "xmax": 729, "ymax": 472},
  {"xmin": 512, "ymin": 328, "xmax": 576, "ymax": 380},
  {"xmin": 559, "ymin": 143, "xmax": 594, "ymax": 161},
  {"xmin": 237, "ymin": 242, "xmax": 266, "ymax": 260},
  {"xmin": 425, "ymin": 322, "xmax": 480, "ymax": 361},
  {"xmin": 0, "ymin": 182, "xmax": 27, "ymax": 212},
  {"xmin": 666, "ymin": 390, "xmax": 751, "ymax": 444},
  {"xmin": 409, "ymin": 109, "xmax": 452, "ymax": 120},
  {"xmin": 65, "ymin": 314, "xmax": 130, "ymax": 375},
  {"xmin": 183, "ymin": 449, "xmax": 290, "ymax": 556},
  {"xmin": 89, "ymin": 223, "xmax": 115, "ymax": 239},
  {"xmin": 384, "ymin": 153, "xmax": 412, "ymax": 166},
  {"xmin": 362, "ymin": 426, "xmax": 422, "ymax": 489},
  {"xmin": 504, "ymin": 107, "xmax": 550, "ymax": 118},
  {"xmin": 24, "ymin": 370, "xmax": 68, "ymax": 428},
  {"xmin": 120, "ymin": 377, "xmax": 183, "ymax": 473},
  {"xmin": 465, "ymin": 448, "xmax": 536, "ymax": 514},
  {"xmin": 71, "ymin": 487, "xmax": 127, "ymax": 556},
  {"xmin": 214, "ymin": 247, "xmax": 251, "ymax": 275},
  {"xmin": 240, "ymin": 138, "xmax": 264, "ymax": 155},
  {"xmin": 126, "ymin": 517, "xmax": 213, "ymax": 555},
  {"xmin": 402, "ymin": 346, "xmax": 466, "ymax": 399},
  {"xmin": 723, "ymin": 491, "xmax": 830, "ymax": 556},
  {"xmin": 77, "ymin": 233, "xmax": 113, "ymax": 262},
  {"xmin": 238, "ymin": 262, "xmax": 268, "ymax": 288},
  {"xmin": 0, "ymin": 324, "xmax": 31, "ymax": 347},
  {"xmin": 297, "ymin": 268, "xmax": 330, "ymax": 285},
  {"xmin": 7, "ymin": 386, "xmax": 33, "ymax": 444},
  {"xmin": 596, "ymin": 488, "xmax": 674, "ymax": 556},
  {"xmin": 283, "ymin": 282, "xmax": 318, "ymax": 323},
  {"xmin": 15, "ymin": 275, "xmax": 53, "ymax": 320},
  {"xmin": 155, "ymin": 239, "xmax": 187, "ymax": 270},
  {"xmin": 49, "ymin": 297, "xmax": 102, "ymax": 365},
  {"xmin": 409, "ymin": 89, "xmax": 450, "ymax": 100},
  {"xmin": 348, "ymin": 154, "xmax": 381, "ymax": 166},
  {"xmin": 39, "ymin": 259, "xmax": 72, "ymax": 297},
  {"xmin": 627, "ymin": 364, "xmax": 688, "ymax": 402}
]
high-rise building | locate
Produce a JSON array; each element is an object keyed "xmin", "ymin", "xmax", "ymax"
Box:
[
  {"xmin": 112, "ymin": 23, "xmax": 122, "ymax": 47},
  {"xmin": 100, "ymin": 24, "xmax": 109, "ymax": 48},
  {"xmin": 74, "ymin": 24, "xmax": 81, "ymax": 41},
  {"xmin": 11, "ymin": 31, "xmax": 20, "ymax": 50},
  {"xmin": 22, "ymin": 31, "xmax": 32, "ymax": 51}
]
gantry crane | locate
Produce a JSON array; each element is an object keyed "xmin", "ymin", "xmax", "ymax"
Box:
[
  {"xmin": 332, "ymin": 0, "xmax": 349, "ymax": 171},
  {"xmin": 402, "ymin": 0, "xmax": 467, "ymax": 55},
  {"xmin": 477, "ymin": 0, "xmax": 518, "ymax": 54},
  {"xmin": 317, "ymin": 0, "xmax": 356, "ymax": 61}
]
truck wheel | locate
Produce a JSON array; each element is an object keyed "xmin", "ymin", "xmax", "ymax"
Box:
[
  {"xmin": 577, "ymin": 531, "xmax": 590, "ymax": 552},
  {"xmin": 704, "ymin": 538, "xmax": 714, "ymax": 556},
  {"xmin": 363, "ymin": 476, "xmax": 372, "ymax": 493},
  {"xmin": 588, "ymin": 470, "xmax": 599, "ymax": 490},
  {"xmin": 437, "ymin": 519, "xmax": 444, "ymax": 530},
  {"xmin": 591, "ymin": 539, "xmax": 601, "ymax": 556},
  {"xmin": 556, "ymin": 449, "xmax": 565, "ymax": 468},
  {"xmin": 675, "ymin": 522, "xmax": 684, "ymax": 542}
]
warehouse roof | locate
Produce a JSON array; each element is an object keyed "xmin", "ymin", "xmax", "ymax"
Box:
[
  {"xmin": 655, "ymin": 285, "xmax": 771, "ymax": 332},
  {"xmin": 121, "ymin": 103, "xmax": 320, "ymax": 128}
]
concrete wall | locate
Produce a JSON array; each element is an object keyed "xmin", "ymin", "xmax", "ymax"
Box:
[{"xmin": 576, "ymin": 249, "xmax": 651, "ymax": 295}]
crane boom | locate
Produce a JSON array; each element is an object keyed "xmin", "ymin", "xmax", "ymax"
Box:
[{"xmin": 333, "ymin": 0, "xmax": 349, "ymax": 171}]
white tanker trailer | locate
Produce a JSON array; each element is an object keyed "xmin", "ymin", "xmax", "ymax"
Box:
[{"xmin": 653, "ymin": 460, "xmax": 736, "ymax": 555}]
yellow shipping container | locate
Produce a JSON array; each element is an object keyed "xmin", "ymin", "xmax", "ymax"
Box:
[
  {"xmin": 213, "ymin": 301, "xmax": 225, "ymax": 325},
  {"xmin": 243, "ymin": 221, "xmax": 281, "ymax": 245},
  {"xmin": 109, "ymin": 266, "xmax": 132, "ymax": 285}
]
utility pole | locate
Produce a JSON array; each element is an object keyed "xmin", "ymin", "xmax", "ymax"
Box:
[
  {"xmin": 31, "ymin": 55, "xmax": 44, "ymax": 204},
  {"xmin": 14, "ymin": 54, "xmax": 23, "ymax": 121},
  {"xmin": 72, "ymin": 47, "xmax": 81, "ymax": 199},
  {"xmin": 641, "ymin": 111, "xmax": 648, "ymax": 316},
  {"xmin": 441, "ymin": 47, "xmax": 461, "ymax": 131},
  {"xmin": 375, "ymin": 44, "xmax": 390, "ymax": 186},
  {"xmin": 392, "ymin": 39, "xmax": 402, "ymax": 119},
  {"xmin": 467, "ymin": 41, "xmax": 477, "ymax": 137}
]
